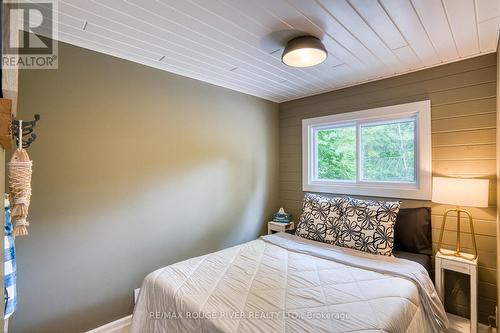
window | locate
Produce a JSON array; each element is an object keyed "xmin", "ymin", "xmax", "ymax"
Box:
[{"xmin": 303, "ymin": 100, "xmax": 431, "ymax": 200}]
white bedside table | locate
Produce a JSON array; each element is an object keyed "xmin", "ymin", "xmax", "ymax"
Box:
[
  {"xmin": 435, "ymin": 249, "xmax": 478, "ymax": 333},
  {"xmin": 267, "ymin": 221, "xmax": 294, "ymax": 235}
]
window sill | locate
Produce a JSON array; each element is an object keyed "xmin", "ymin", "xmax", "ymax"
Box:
[{"xmin": 303, "ymin": 182, "xmax": 431, "ymax": 200}]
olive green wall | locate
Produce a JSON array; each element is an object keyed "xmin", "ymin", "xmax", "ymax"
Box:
[
  {"xmin": 11, "ymin": 41, "xmax": 279, "ymax": 333},
  {"xmin": 279, "ymin": 53, "xmax": 498, "ymax": 324}
]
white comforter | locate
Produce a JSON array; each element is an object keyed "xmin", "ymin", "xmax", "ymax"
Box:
[{"xmin": 131, "ymin": 233, "xmax": 448, "ymax": 333}]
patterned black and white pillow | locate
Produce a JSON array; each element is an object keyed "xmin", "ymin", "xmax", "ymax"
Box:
[
  {"xmin": 323, "ymin": 197, "xmax": 344, "ymax": 245},
  {"xmin": 335, "ymin": 197, "xmax": 401, "ymax": 256},
  {"xmin": 295, "ymin": 193, "xmax": 344, "ymax": 243}
]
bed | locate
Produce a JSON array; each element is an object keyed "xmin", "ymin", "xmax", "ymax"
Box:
[
  {"xmin": 131, "ymin": 231, "xmax": 447, "ymax": 333},
  {"xmin": 393, "ymin": 250, "xmax": 431, "ymax": 276}
]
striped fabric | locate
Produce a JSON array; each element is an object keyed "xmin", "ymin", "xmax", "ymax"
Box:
[{"xmin": 4, "ymin": 199, "xmax": 16, "ymax": 318}]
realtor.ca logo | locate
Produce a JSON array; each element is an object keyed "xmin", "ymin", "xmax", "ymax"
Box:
[{"xmin": 2, "ymin": 0, "xmax": 58, "ymax": 69}]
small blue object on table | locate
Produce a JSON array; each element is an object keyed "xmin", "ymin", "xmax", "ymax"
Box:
[{"xmin": 272, "ymin": 207, "xmax": 292, "ymax": 223}]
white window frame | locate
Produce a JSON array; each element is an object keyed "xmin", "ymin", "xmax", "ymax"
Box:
[{"xmin": 302, "ymin": 100, "xmax": 432, "ymax": 200}]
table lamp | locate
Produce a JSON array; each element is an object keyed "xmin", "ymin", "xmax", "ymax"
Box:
[{"xmin": 432, "ymin": 177, "xmax": 489, "ymax": 260}]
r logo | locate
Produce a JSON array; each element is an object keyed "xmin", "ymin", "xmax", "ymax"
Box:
[
  {"xmin": 2, "ymin": 1, "xmax": 58, "ymax": 69},
  {"xmin": 4, "ymin": 2, "xmax": 53, "ymax": 54}
]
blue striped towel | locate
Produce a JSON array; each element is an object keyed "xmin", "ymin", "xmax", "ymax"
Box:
[{"xmin": 4, "ymin": 199, "xmax": 16, "ymax": 318}]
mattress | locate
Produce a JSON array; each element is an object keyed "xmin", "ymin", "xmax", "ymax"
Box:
[{"xmin": 131, "ymin": 233, "xmax": 448, "ymax": 333}]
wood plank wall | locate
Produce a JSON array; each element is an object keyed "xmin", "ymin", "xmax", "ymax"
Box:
[
  {"xmin": 278, "ymin": 53, "xmax": 497, "ymax": 324},
  {"xmin": 497, "ymin": 43, "xmax": 500, "ymax": 326}
]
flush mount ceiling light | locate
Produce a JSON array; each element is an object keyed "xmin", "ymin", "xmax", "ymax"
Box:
[{"xmin": 281, "ymin": 36, "xmax": 328, "ymax": 68}]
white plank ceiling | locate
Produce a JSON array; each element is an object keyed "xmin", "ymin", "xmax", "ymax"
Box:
[{"xmin": 36, "ymin": 0, "xmax": 500, "ymax": 102}]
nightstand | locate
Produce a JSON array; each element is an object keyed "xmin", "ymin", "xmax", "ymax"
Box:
[
  {"xmin": 435, "ymin": 249, "xmax": 478, "ymax": 333},
  {"xmin": 267, "ymin": 221, "xmax": 294, "ymax": 235}
]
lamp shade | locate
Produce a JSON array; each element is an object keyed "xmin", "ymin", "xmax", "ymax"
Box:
[
  {"xmin": 432, "ymin": 177, "xmax": 489, "ymax": 207},
  {"xmin": 282, "ymin": 36, "xmax": 327, "ymax": 68}
]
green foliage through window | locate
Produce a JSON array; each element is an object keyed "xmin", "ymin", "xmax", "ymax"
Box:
[
  {"xmin": 315, "ymin": 119, "xmax": 416, "ymax": 183},
  {"xmin": 361, "ymin": 120, "xmax": 415, "ymax": 182},
  {"xmin": 316, "ymin": 126, "xmax": 356, "ymax": 180}
]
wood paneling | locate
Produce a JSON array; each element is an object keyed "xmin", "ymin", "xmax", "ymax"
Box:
[
  {"xmin": 433, "ymin": 145, "xmax": 496, "ymax": 160},
  {"xmin": 26, "ymin": 0, "xmax": 500, "ymax": 102},
  {"xmin": 496, "ymin": 36, "xmax": 500, "ymax": 321},
  {"xmin": 278, "ymin": 54, "xmax": 497, "ymax": 323}
]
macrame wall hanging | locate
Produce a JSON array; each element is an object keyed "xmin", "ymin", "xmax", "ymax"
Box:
[{"xmin": 8, "ymin": 116, "xmax": 40, "ymax": 237}]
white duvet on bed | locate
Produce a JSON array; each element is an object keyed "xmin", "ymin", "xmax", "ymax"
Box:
[{"xmin": 131, "ymin": 233, "xmax": 448, "ymax": 333}]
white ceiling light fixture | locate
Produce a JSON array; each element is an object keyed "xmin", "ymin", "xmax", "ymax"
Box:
[{"xmin": 281, "ymin": 36, "xmax": 328, "ymax": 68}]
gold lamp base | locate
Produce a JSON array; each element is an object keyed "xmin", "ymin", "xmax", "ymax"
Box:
[{"xmin": 437, "ymin": 207, "xmax": 478, "ymax": 260}]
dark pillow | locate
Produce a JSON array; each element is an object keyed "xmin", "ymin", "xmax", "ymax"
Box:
[{"xmin": 394, "ymin": 207, "xmax": 432, "ymax": 255}]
